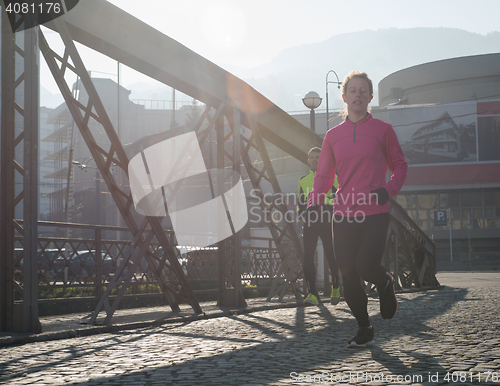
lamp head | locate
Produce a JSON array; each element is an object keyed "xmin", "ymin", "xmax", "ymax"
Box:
[{"xmin": 302, "ymin": 91, "xmax": 322, "ymax": 110}]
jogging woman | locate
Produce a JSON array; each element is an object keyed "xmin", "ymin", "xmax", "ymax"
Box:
[{"xmin": 308, "ymin": 71, "xmax": 408, "ymax": 347}]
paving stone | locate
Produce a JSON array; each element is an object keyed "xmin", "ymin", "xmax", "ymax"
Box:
[{"xmin": 1, "ymin": 273, "xmax": 499, "ymax": 385}]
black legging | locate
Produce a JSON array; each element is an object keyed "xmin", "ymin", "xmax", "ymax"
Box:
[
  {"xmin": 303, "ymin": 224, "xmax": 339, "ymax": 295},
  {"xmin": 333, "ymin": 213, "xmax": 390, "ymax": 327}
]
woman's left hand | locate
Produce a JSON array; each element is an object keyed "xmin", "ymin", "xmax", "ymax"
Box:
[{"xmin": 370, "ymin": 188, "xmax": 389, "ymax": 206}]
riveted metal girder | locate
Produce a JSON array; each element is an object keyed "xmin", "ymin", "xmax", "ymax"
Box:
[
  {"xmin": 43, "ymin": 0, "xmax": 321, "ymax": 166},
  {"xmin": 41, "ymin": 0, "xmax": 313, "ymax": 307},
  {"xmin": 0, "ymin": 11, "xmax": 41, "ymax": 333},
  {"xmin": 388, "ymin": 200, "xmax": 439, "ymax": 289},
  {"xmin": 362, "ymin": 200, "xmax": 440, "ymax": 294},
  {"xmin": 240, "ymin": 114, "xmax": 305, "ymax": 301},
  {"xmin": 38, "ymin": 18, "xmax": 203, "ymax": 320},
  {"xmin": 0, "ymin": 11, "xmax": 16, "ymax": 333},
  {"xmin": 0, "ymin": 0, "xmax": 439, "ymax": 330},
  {"xmin": 213, "ymin": 106, "xmax": 247, "ymax": 308}
]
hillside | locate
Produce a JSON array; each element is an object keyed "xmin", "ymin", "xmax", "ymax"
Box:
[
  {"xmin": 225, "ymin": 28, "xmax": 500, "ymax": 112},
  {"xmin": 41, "ymin": 28, "xmax": 500, "ymax": 112}
]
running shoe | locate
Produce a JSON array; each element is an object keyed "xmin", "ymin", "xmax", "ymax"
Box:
[
  {"xmin": 347, "ymin": 326, "xmax": 374, "ymax": 348},
  {"xmin": 304, "ymin": 293, "xmax": 319, "ymax": 305},
  {"xmin": 330, "ymin": 286, "xmax": 340, "ymax": 305},
  {"xmin": 378, "ymin": 273, "xmax": 398, "ymax": 320}
]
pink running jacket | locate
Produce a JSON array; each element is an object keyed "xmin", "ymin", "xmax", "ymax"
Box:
[{"xmin": 308, "ymin": 113, "xmax": 408, "ymax": 218}]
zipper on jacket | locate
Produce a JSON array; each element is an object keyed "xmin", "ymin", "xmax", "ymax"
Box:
[{"xmin": 353, "ymin": 123, "xmax": 357, "ymax": 143}]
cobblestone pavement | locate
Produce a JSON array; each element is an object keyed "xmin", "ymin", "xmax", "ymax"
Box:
[{"xmin": 1, "ymin": 273, "xmax": 499, "ymax": 385}]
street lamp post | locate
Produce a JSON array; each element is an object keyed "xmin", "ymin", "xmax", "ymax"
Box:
[
  {"xmin": 326, "ymin": 70, "xmax": 342, "ymax": 132},
  {"xmin": 72, "ymin": 158, "xmax": 103, "ymax": 295},
  {"xmin": 302, "ymin": 91, "xmax": 322, "ymax": 133},
  {"xmin": 72, "ymin": 158, "xmax": 101, "ymax": 226}
]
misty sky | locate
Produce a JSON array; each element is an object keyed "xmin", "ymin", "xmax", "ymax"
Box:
[
  {"xmin": 106, "ymin": 0, "xmax": 499, "ymax": 69},
  {"xmin": 40, "ymin": 0, "xmax": 500, "ymax": 100}
]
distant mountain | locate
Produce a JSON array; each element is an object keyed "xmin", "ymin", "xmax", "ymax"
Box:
[
  {"xmin": 40, "ymin": 28, "xmax": 500, "ymax": 112},
  {"xmin": 223, "ymin": 28, "xmax": 500, "ymax": 112}
]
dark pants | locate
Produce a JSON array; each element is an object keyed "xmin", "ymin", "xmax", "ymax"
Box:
[
  {"xmin": 303, "ymin": 224, "xmax": 339, "ymax": 295},
  {"xmin": 333, "ymin": 213, "xmax": 390, "ymax": 327}
]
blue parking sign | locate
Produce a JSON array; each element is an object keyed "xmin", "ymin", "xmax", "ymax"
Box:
[{"xmin": 434, "ymin": 210, "xmax": 448, "ymax": 226}]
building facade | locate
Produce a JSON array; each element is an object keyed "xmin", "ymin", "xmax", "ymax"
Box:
[
  {"xmin": 379, "ymin": 55, "xmax": 500, "ymax": 258},
  {"xmin": 287, "ymin": 54, "xmax": 500, "ymax": 260}
]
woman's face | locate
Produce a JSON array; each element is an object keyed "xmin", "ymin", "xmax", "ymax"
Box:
[{"xmin": 342, "ymin": 77, "xmax": 373, "ymax": 115}]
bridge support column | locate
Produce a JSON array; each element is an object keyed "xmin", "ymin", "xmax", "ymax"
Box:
[{"xmin": 0, "ymin": 12, "xmax": 41, "ymax": 333}]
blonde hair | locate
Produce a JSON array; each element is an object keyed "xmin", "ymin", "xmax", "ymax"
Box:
[
  {"xmin": 341, "ymin": 71, "xmax": 373, "ymax": 96},
  {"xmin": 341, "ymin": 71, "xmax": 374, "ymax": 118}
]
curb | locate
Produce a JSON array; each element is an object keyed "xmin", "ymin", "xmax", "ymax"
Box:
[
  {"xmin": 0, "ymin": 301, "xmax": 302, "ymax": 348},
  {"xmin": 0, "ymin": 286, "xmax": 443, "ymax": 348}
]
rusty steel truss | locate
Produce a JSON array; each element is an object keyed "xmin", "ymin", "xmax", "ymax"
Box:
[
  {"xmin": 386, "ymin": 200, "xmax": 440, "ymax": 289},
  {"xmin": 1, "ymin": 1, "xmax": 439, "ymax": 332},
  {"xmin": 1, "ymin": 12, "xmax": 41, "ymax": 333},
  {"xmin": 38, "ymin": 18, "xmax": 203, "ymax": 323},
  {"xmin": 40, "ymin": 16, "xmax": 305, "ymax": 324},
  {"xmin": 361, "ymin": 200, "xmax": 440, "ymax": 295}
]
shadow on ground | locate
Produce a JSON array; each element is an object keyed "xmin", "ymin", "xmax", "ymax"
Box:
[{"xmin": 3, "ymin": 287, "xmax": 496, "ymax": 385}]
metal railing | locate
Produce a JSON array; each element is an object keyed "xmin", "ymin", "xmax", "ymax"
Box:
[
  {"xmin": 385, "ymin": 200, "xmax": 439, "ymax": 289},
  {"xmin": 14, "ymin": 207, "xmax": 439, "ymax": 313},
  {"xmin": 14, "ymin": 221, "xmax": 282, "ymax": 303}
]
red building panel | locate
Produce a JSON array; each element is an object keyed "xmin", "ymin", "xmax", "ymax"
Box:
[
  {"xmin": 405, "ymin": 163, "xmax": 500, "ymax": 186},
  {"xmin": 477, "ymin": 101, "xmax": 500, "ymax": 116}
]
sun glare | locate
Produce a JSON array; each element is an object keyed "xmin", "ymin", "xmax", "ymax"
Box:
[{"xmin": 201, "ymin": 1, "xmax": 246, "ymax": 51}]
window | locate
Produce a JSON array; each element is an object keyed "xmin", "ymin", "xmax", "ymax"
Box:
[
  {"xmin": 439, "ymin": 193, "xmax": 449, "ymax": 208},
  {"xmin": 395, "ymin": 195, "xmax": 407, "ymax": 208},
  {"xmin": 418, "ymin": 210, "xmax": 428, "ymax": 220},
  {"xmin": 484, "ymin": 207, "xmax": 495, "ymax": 218},
  {"xmin": 418, "ymin": 194, "xmax": 438, "ymax": 209},
  {"xmin": 405, "ymin": 195, "xmax": 416, "ymax": 208},
  {"xmin": 477, "ymin": 116, "xmax": 500, "ymax": 161},
  {"xmin": 484, "ymin": 190, "xmax": 500, "ymax": 206},
  {"xmin": 449, "ymin": 192, "xmax": 460, "ymax": 208},
  {"xmin": 461, "ymin": 191, "xmax": 482, "ymax": 207}
]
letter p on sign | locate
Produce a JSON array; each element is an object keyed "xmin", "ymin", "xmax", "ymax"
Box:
[{"xmin": 434, "ymin": 210, "xmax": 447, "ymax": 226}]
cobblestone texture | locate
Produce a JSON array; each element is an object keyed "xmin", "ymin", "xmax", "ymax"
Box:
[{"xmin": 0, "ymin": 273, "xmax": 499, "ymax": 385}]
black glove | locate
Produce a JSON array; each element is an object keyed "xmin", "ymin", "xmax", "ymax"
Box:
[{"xmin": 371, "ymin": 188, "xmax": 390, "ymax": 206}]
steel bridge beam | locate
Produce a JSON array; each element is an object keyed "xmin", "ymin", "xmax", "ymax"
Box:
[
  {"xmin": 0, "ymin": 0, "xmax": 439, "ymax": 330},
  {"xmin": 42, "ymin": 4, "xmax": 310, "ymax": 317},
  {"xmin": 241, "ymin": 114, "xmax": 305, "ymax": 301},
  {"xmin": 0, "ymin": 11, "xmax": 16, "ymax": 332},
  {"xmin": 43, "ymin": 0, "xmax": 321, "ymax": 166},
  {"xmin": 0, "ymin": 12, "xmax": 41, "ymax": 333},
  {"xmin": 39, "ymin": 18, "xmax": 203, "ymax": 322},
  {"xmin": 39, "ymin": 0, "xmax": 313, "ymax": 312}
]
